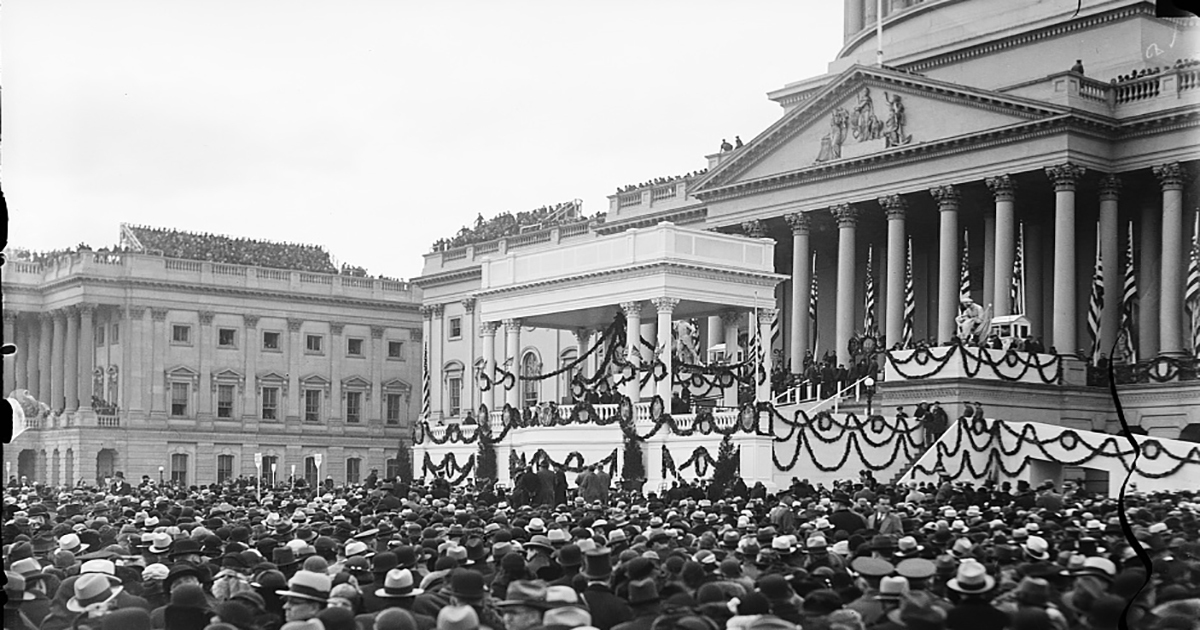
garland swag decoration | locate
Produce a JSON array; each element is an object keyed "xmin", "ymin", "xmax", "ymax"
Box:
[
  {"xmin": 421, "ymin": 451, "xmax": 475, "ymax": 485},
  {"xmin": 884, "ymin": 344, "xmax": 1062, "ymax": 383}
]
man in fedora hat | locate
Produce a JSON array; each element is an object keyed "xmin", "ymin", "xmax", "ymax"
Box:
[
  {"xmin": 612, "ymin": 578, "xmax": 661, "ymax": 630},
  {"xmin": 493, "ymin": 580, "xmax": 548, "ymax": 630},
  {"xmin": 580, "ymin": 547, "xmax": 632, "ymax": 630},
  {"xmin": 276, "ymin": 570, "xmax": 330, "ymax": 623},
  {"xmin": 5, "ymin": 571, "xmax": 41, "ymax": 630},
  {"xmin": 441, "ymin": 569, "xmax": 504, "ymax": 630},
  {"xmin": 356, "ymin": 569, "xmax": 434, "ymax": 630},
  {"xmin": 944, "ymin": 561, "xmax": 1007, "ymax": 630}
]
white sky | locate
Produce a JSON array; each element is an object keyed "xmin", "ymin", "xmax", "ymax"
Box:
[{"xmin": 3, "ymin": 1, "xmax": 843, "ymax": 281}]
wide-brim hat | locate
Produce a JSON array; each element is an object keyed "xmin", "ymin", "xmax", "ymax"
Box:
[
  {"xmin": 946, "ymin": 561, "xmax": 996, "ymax": 594},
  {"xmin": 67, "ymin": 574, "xmax": 124, "ymax": 612},
  {"xmin": 374, "ymin": 569, "xmax": 424, "ymax": 599},
  {"xmin": 276, "ymin": 571, "xmax": 332, "ymax": 603}
]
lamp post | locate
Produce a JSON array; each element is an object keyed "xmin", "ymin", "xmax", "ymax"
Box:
[
  {"xmin": 864, "ymin": 376, "xmax": 877, "ymax": 417},
  {"xmin": 158, "ymin": 466, "xmax": 164, "ymax": 485}
]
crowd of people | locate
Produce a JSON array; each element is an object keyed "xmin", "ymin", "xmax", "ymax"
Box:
[
  {"xmin": 3, "ymin": 466, "xmax": 1196, "ymax": 630},
  {"xmin": 126, "ymin": 226, "xmax": 340, "ymax": 274},
  {"xmin": 614, "ymin": 171, "xmax": 708, "ymax": 195},
  {"xmin": 1110, "ymin": 57, "xmax": 1200, "ymax": 84},
  {"xmin": 430, "ymin": 203, "xmax": 596, "ymax": 253}
]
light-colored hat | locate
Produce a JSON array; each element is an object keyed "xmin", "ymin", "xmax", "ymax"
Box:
[
  {"xmin": 946, "ymin": 560, "xmax": 996, "ymax": 594},
  {"xmin": 148, "ymin": 532, "xmax": 173, "ymax": 554},
  {"xmin": 878, "ymin": 576, "xmax": 910, "ymax": 600},
  {"xmin": 66, "ymin": 573, "xmax": 123, "ymax": 612},
  {"xmin": 1023, "ymin": 536, "xmax": 1050, "ymax": 561},
  {"xmin": 142, "ymin": 563, "xmax": 169, "ymax": 581},
  {"xmin": 276, "ymin": 570, "xmax": 332, "ymax": 603},
  {"xmin": 437, "ymin": 605, "xmax": 479, "ymax": 630},
  {"xmin": 543, "ymin": 606, "xmax": 592, "ymax": 628},
  {"xmin": 375, "ymin": 569, "xmax": 424, "ymax": 599},
  {"xmin": 80, "ymin": 559, "xmax": 123, "ymax": 585},
  {"xmin": 59, "ymin": 533, "xmax": 88, "ymax": 554}
]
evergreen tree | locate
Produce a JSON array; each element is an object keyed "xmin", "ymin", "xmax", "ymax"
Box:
[{"xmin": 712, "ymin": 434, "xmax": 740, "ymax": 494}]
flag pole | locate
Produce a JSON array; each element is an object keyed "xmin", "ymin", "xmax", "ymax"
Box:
[{"xmin": 876, "ymin": 0, "xmax": 884, "ymax": 67}]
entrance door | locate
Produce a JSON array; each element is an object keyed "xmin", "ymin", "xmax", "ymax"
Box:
[
  {"xmin": 96, "ymin": 449, "xmax": 117, "ymax": 484},
  {"xmin": 18, "ymin": 450, "xmax": 36, "ymax": 482}
]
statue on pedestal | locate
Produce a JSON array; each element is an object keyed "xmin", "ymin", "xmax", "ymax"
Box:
[{"xmin": 955, "ymin": 297, "xmax": 992, "ymax": 345}]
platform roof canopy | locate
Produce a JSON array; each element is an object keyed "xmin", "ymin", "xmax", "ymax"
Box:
[{"xmin": 474, "ymin": 222, "xmax": 788, "ymax": 331}]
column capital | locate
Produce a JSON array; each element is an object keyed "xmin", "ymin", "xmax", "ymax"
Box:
[
  {"xmin": 199, "ymin": 311, "xmax": 216, "ymax": 325},
  {"xmin": 719, "ymin": 310, "xmax": 742, "ymax": 326},
  {"xmin": 330, "ymin": 322, "xmax": 345, "ymax": 335},
  {"xmin": 985, "ymin": 174, "xmax": 1017, "ymax": 201},
  {"xmin": 651, "ymin": 297, "xmax": 680, "ymax": 314},
  {"xmin": 243, "ymin": 314, "xmax": 259, "ymax": 329},
  {"xmin": 112, "ymin": 307, "xmax": 125, "ymax": 320},
  {"xmin": 877, "ymin": 194, "xmax": 908, "ymax": 220},
  {"xmin": 1045, "ymin": 163, "xmax": 1087, "ymax": 191},
  {"xmin": 831, "ymin": 203, "xmax": 859, "ymax": 228},
  {"xmin": 757, "ymin": 308, "xmax": 779, "ymax": 326},
  {"xmin": 39, "ymin": 312, "xmax": 54, "ymax": 324},
  {"xmin": 420, "ymin": 305, "xmax": 435, "ymax": 320},
  {"xmin": 619, "ymin": 301, "xmax": 642, "ymax": 318},
  {"xmin": 480, "ymin": 321, "xmax": 502, "ymax": 336},
  {"xmin": 370, "ymin": 326, "xmax": 385, "ymax": 340},
  {"xmin": 785, "ymin": 212, "xmax": 811, "ymax": 235},
  {"xmin": 432, "ymin": 303, "xmax": 445, "ymax": 317},
  {"xmin": 741, "ymin": 219, "xmax": 767, "ymax": 238},
  {"xmin": 1153, "ymin": 162, "xmax": 1186, "ymax": 190},
  {"xmin": 287, "ymin": 318, "xmax": 304, "ymax": 333},
  {"xmin": 1098, "ymin": 173, "xmax": 1123, "ymax": 200},
  {"xmin": 3, "ymin": 311, "xmax": 16, "ymax": 323},
  {"xmin": 502, "ymin": 319, "xmax": 523, "ymax": 333},
  {"xmin": 150, "ymin": 307, "xmax": 169, "ymax": 322},
  {"xmin": 929, "ymin": 185, "xmax": 961, "ymax": 209},
  {"xmin": 128, "ymin": 306, "xmax": 146, "ymax": 320},
  {"xmin": 77, "ymin": 303, "xmax": 97, "ymax": 315},
  {"xmin": 574, "ymin": 327, "xmax": 591, "ymax": 340},
  {"xmin": 52, "ymin": 308, "xmax": 69, "ymax": 321},
  {"xmin": 461, "ymin": 298, "xmax": 476, "ymax": 314}
]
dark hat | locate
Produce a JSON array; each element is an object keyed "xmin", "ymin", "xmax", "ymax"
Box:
[
  {"xmin": 627, "ymin": 578, "xmax": 660, "ymax": 606},
  {"xmin": 272, "ymin": 547, "xmax": 300, "ymax": 567},
  {"xmin": 447, "ymin": 569, "xmax": 486, "ymax": 601},
  {"xmin": 169, "ymin": 538, "xmax": 203, "ymax": 558},
  {"xmin": 101, "ymin": 608, "xmax": 152, "ymax": 630},
  {"xmin": 372, "ymin": 551, "xmax": 400, "ymax": 575},
  {"xmin": 555, "ymin": 544, "xmax": 583, "ymax": 568},
  {"xmin": 581, "ymin": 547, "xmax": 614, "ymax": 580},
  {"xmin": 758, "ymin": 574, "xmax": 793, "ymax": 600},
  {"xmin": 495, "ymin": 580, "xmax": 549, "ymax": 609},
  {"xmin": 164, "ymin": 563, "xmax": 202, "ymax": 592}
]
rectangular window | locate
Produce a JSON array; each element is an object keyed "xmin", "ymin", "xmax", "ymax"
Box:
[
  {"xmin": 261, "ymin": 455, "xmax": 278, "ymax": 486},
  {"xmin": 263, "ymin": 331, "xmax": 281, "ymax": 350},
  {"xmin": 449, "ymin": 318, "xmax": 462, "ymax": 339},
  {"xmin": 217, "ymin": 384, "xmax": 235, "ymax": 419},
  {"xmin": 216, "ymin": 455, "xmax": 234, "ymax": 483},
  {"xmin": 218, "ymin": 328, "xmax": 237, "ymax": 347},
  {"xmin": 261, "ymin": 387, "xmax": 279, "ymax": 420},
  {"xmin": 171, "ymin": 453, "xmax": 188, "ymax": 485},
  {"xmin": 172, "ymin": 325, "xmax": 191, "ymax": 344},
  {"xmin": 170, "ymin": 382, "xmax": 189, "ymax": 417},
  {"xmin": 347, "ymin": 338, "xmax": 363, "ymax": 356},
  {"xmin": 305, "ymin": 457, "xmax": 319, "ymax": 487},
  {"xmin": 386, "ymin": 393, "xmax": 402, "ymax": 424},
  {"xmin": 304, "ymin": 390, "xmax": 322, "ymax": 422},
  {"xmin": 96, "ymin": 326, "xmax": 105, "ymax": 346},
  {"xmin": 346, "ymin": 458, "xmax": 361, "ymax": 484},
  {"xmin": 385, "ymin": 458, "xmax": 400, "ymax": 480},
  {"xmin": 388, "ymin": 341, "xmax": 404, "ymax": 359},
  {"xmin": 306, "ymin": 334, "xmax": 323, "ymax": 354},
  {"xmin": 448, "ymin": 377, "xmax": 462, "ymax": 417},
  {"xmin": 345, "ymin": 391, "xmax": 362, "ymax": 423},
  {"xmin": 111, "ymin": 324, "xmax": 119, "ymax": 344}
]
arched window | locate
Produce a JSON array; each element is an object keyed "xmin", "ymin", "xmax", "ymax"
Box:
[
  {"xmin": 559, "ymin": 349, "xmax": 579, "ymax": 404},
  {"xmin": 444, "ymin": 361, "xmax": 464, "ymax": 417},
  {"xmin": 522, "ymin": 351, "xmax": 541, "ymax": 408}
]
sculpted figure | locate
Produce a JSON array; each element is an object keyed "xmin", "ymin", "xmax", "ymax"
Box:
[
  {"xmin": 816, "ymin": 107, "xmax": 850, "ymax": 162},
  {"xmin": 851, "ymin": 87, "xmax": 884, "ymax": 142},
  {"xmin": 883, "ymin": 91, "xmax": 912, "ymax": 147},
  {"xmin": 955, "ymin": 297, "xmax": 985, "ymax": 342}
]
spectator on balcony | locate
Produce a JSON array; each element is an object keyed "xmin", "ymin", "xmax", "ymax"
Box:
[{"xmin": 720, "ymin": 139, "xmax": 733, "ymax": 152}]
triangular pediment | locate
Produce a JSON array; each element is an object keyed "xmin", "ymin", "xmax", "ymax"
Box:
[
  {"xmin": 257, "ymin": 371, "xmax": 288, "ymax": 384},
  {"xmin": 165, "ymin": 365, "xmax": 200, "ymax": 382},
  {"xmin": 299, "ymin": 374, "xmax": 331, "ymax": 388},
  {"xmin": 213, "ymin": 368, "xmax": 245, "ymax": 382},
  {"xmin": 382, "ymin": 378, "xmax": 412, "ymax": 392},
  {"xmin": 694, "ymin": 65, "xmax": 1070, "ymax": 193},
  {"xmin": 341, "ymin": 375, "xmax": 371, "ymax": 390}
]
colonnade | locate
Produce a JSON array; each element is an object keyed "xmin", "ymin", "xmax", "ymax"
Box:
[
  {"xmin": 780, "ymin": 162, "xmax": 1190, "ymax": 369},
  {"xmin": 6, "ymin": 305, "xmax": 97, "ymax": 412}
]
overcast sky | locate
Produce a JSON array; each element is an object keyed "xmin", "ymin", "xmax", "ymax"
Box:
[{"xmin": 4, "ymin": 1, "xmax": 843, "ymax": 281}]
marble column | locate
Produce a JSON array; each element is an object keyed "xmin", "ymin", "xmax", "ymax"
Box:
[
  {"xmin": 620, "ymin": 302, "xmax": 642, "ymax": 402},
  {"xmin": 757, "ymin": 309, "xmax": 778, "ymax": 403},
  {"xmin": 878, "ymin": 196, "xmax": 907, "ymax": 348},
  {"xmin": 64, "ymin": 308, "xmax": 79, "ymax": 412},
  {"xmin": 931, "ymin": 186, "xmax": 960, "ymax": 344},
  {"xmin": 1154, "ymin": 162, "xmax": 1187, "ymax": 356},
  {"xmin": 78, "ymin": 305, "xmax": 95, "ymax": 411},
  {"xmin": 832, "ymin": 203, "xmax": 859, "ymax": 366},
  {"xmin": 1138, "ymin": 197, "xmax": 1161, "ymax": 358},
  {"xmin": 1046, "ymin": 163, "xmax": 1086, "ymax": 355},
  {"xmin": 706, "ymin": 316, "xmax": 723, "ymax": 358},
  {"xmin": 574, "ymin": 328, "xmax": 591, "ymax": 381},
  {"xmin": 503, "ymin": 319, "xmax": 522, "ymax": 410},
  {"xmin": 38, "ymin": 313, "xmax": 52, "ymax": 403},
  {"xmin": 652, "ymin": 298, "xmax": 679, "ymax": 404},
  {"xmin": 786, "ymin": 213, "xmax": 812, "ymax": 372},
  {"xmin": 845, "ymin": 0, "xmax": 864, "ymax": 37},
  {"xmin": 15, "ymin": 314, "xmax": 29, "ymax": 392},
  {"xmin": 51, "ymin": 310, "xmax": 66, "ymax": 412},
  {"xmin": 983, "ymin": 212, "xmax": 996, "ymax": 313},
  {"xmin": 481, "ymin": 322, "xmax": 500, "ymax": 411},
  {"xmin": 987, "ymin": 175, "xmax": 1017, "ymax": 316},
  {"xmin": 1025, "ymin": 226, "xmax": 1043, "ymax": 338},
  {"xmin": 21, "ymin": 316, "xmax": 36, "ymax": 394},
  {"xmin": 150, "ymin": 308, "xmax": 169, "ymax": 415},
  {"xmin": 3, "ymin": 312, "xmax": 15, "ymax": 395},
  {"xmin": 721, "ymin": 311, "xmax": 741, "ymax": 408},
  {"xmin": 1098, "ymin": 174, "xmax": 1122, "ymax": 357}
]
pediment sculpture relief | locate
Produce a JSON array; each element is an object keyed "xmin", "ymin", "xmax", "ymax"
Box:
[{"xmin": 816, "ymin": 87, "xmax": 912, "ymax": 163}]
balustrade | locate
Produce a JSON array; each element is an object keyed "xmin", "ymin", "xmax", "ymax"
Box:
[{"xmin": 1114, "ymin": 75, "xmax": 1161, "ymax": 104}]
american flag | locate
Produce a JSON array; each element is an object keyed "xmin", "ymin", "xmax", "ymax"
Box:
[
  {"xmin": 903, "ymin": 238, "xmax": 915, "ymax": 347},
  {"xmin": 1187, "ymin": 213, "xmax": 1200, "ymax": 357},
  {"xmin": 1087, "ymin": 225, "xmax": 1105, "ymax": 363},
  {"xmin": 809, "ymin": 252, "xmax": 819, "ymax": 354},
  {"xmin": 864, "ymin": 247, "xmax": 877, "ymax": 334},
  {"xmin": 1120, "ymin": 221, "xmax": 1138, "ymax": 364},
  {"xmin": 1010, "ymin": 223, "xmax": 1026, "ymax": 316},
  {"xmin": 959, "ymin": 229, "xmax": 971, "ymax": 305},
  {"xmin": 420, "ymin": 340, "xmax": 432, "ymax": 420}
]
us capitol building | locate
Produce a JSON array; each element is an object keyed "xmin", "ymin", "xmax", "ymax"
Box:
[{"xmin": 6, "ymin": 0, "xmax": 1200, "ymax": 492}]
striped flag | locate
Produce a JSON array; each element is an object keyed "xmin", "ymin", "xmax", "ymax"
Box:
[
  {"xmin": 959, "ymin": 229, "xmax": 971, "ymax": 302},
  {"xmin": 1187, "ymin": 212, "xmax": 1200, "ymax": 356},
  {"xmin": 421, "ymin": 340, "xmax": 432, "ymax": 420},
  {"xmin": 1010, "ymin": 223, "xmax": 1026, "ymax": 315},
  {"xmin": 903, "ymin": 238, "xmax": 915, "ymax": 347},
  {"xmin": 1087, "ymin": 225, "xmax": 1105, "ymax": 363},
  {"xmin": 1120, "ymin": 221, "xmax": 1138, "ymax": 364},
  {"xmin": 809, "ymin": 252, "xmax": 819, "ymax": 354},
  {"xmin": 864, "ymin": 247, "xmax": 877, "ymax": 334}
]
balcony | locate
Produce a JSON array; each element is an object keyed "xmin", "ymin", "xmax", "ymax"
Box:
[
  {"xmin": 5, "ymin": 252, "xmax": 415, "ymax": 303},
  {"xmin": 1000, "ymin": 67, "xmax": 1200, "ymax": 118}
]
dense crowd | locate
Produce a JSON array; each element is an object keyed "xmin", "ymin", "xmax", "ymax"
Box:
[
  {"xmin": 5, "ymin": 466, "xmax": 1194, "ymax": 630},
  {"xmin": 431, "ymin": 203, "xmax": 596, "ymax": 253},
  {"xmin": 5, "ymin": 246, "xmax": 126, "ymax": 266},
  {"xmin": 614, "ymin": 171, "xmax": 708, "ymax": 195},
  {"xmin": 1110, "ymin": 58, "xmax": 1200, "ymax": 84},
  {"xmin": 126, "ymin": 227, "xmax": 339, "ymax": 274}
]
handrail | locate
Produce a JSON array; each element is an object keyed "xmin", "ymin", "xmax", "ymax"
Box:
[
  {"xmin": 773, "ymin": 380, "xmax": 820, "ymax": 406},
  {"xmin": 803, "ymin": 376, "xmax": 872, "ymax": 416}
]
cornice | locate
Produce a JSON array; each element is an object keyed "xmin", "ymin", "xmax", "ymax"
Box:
[
  {"xmin": 412, "ymin": 266, "xmax": 484, "ymax": 289},
  {"xmin": 594, "ymin": 206, "xmax": 709, "ymax": 235},
  {"xmin": 473, "ymin": 260, "xmax": 786, "ymax": 299},
  {"xmin": 13, "ymin": 276, "xmax": 421, "ymax": 313}
]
